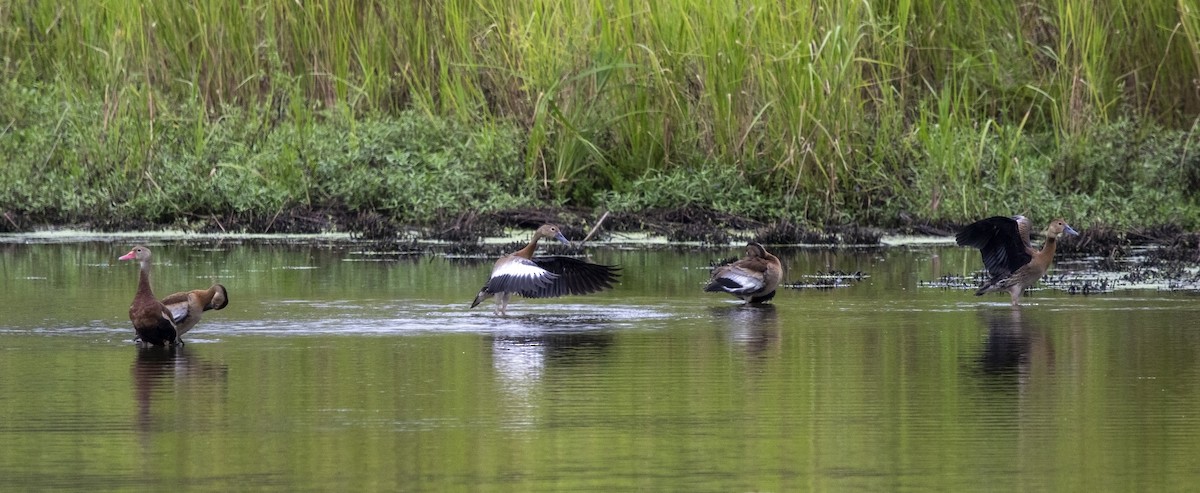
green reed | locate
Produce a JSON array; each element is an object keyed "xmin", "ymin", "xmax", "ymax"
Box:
[{"xmin": 1, "ymin": 0, "xmax": 1198, "ymax": 227}]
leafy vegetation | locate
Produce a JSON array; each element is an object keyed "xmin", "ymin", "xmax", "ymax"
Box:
[
  {"xmin": 0, "ymin": 80, "xmax": 533, "ymax": 229},
  {"xmin": 1, "ymin": 1, "xmax": 1198, "ymax": 232}
]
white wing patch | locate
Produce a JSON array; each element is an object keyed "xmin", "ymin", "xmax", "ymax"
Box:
[
  {"xmin": 718, "ymin": 266, "xmax": 764, "ymax": 293},
  {"xmin": 491, "ymin": 257, "xmax": 552, "ymax": 282},
  {"xmin": 486, "ymin": 257, "xmax": 560, "ymax": 295}
]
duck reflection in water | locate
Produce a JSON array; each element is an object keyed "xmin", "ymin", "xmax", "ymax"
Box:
[
  {"xmin": 710, "ymin": 304, "xmax": 781, "ymax": 359},
  {"xmin": 977, "ymin": 309, "xmax": 1055, "ymax": 385},
  {"xmin": 491, "ymin": 332, "xmax": 616, "ymax": 386},
  {"xmin": 132, "ymin": 346, "xmax": 227, "ymax": 433},
  {"xmin": 491, "ymin": 332, "xmax": 616, "ymax": 428}
]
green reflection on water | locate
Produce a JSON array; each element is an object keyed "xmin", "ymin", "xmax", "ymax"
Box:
[{"xmin": 1, "ymin": 242, "xmax": 1199, "ymax": 491}]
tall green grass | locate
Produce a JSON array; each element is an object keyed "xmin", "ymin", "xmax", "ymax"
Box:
[{"xmin": 1, "ymin": 0, "xmax": 1199, "ymax": 228}]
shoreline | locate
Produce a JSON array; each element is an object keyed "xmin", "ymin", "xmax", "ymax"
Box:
[{"xmin": 3, "ymin": 207, "xmax": 1196, "ymax": 261}]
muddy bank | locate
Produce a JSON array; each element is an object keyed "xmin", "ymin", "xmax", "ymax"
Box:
[
  {"xmin": 2, "ymin": 205, "xmax": 884, "ymax": 244},
  {"xmin": 2, "ymin": 206, "xmax": 1198, "ymax": 259}
]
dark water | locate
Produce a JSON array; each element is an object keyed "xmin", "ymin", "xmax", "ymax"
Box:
[{"xmin": 1, "ymin": 239, "xmax": 1199, "ymax": 492}]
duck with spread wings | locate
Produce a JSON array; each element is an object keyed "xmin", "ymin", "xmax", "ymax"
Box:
[
  {"xmin": 470, "ymin": 224, "xmax": 620, "ymax": 316},
  {"xmin": 956, "ymin": 216, "xmax": 1079, "ymax": 306}
]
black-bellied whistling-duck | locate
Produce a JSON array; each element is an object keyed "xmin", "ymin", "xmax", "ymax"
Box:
[
  {"xmin": 956, "ymin": 216, "xmax": 1080, "ymax": 306},
  {"xmin": 119, "ymin": 246, "xmax": 177, "ymax": 346},
  {"xmin": 160, "ymin": 284, "xmax": 229, "ymax": 343},
  {"xmin": 470, "ymin": 224, "xmax": 620, "ymax": 316},
  {"xmin": 704, "ymin": 242, "xmax": 783, "ymax": 304}
]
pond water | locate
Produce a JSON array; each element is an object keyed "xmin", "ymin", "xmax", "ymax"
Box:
[{"xmin": 1, "ymin": 238, "xmax": 1199, "ymax": 491}]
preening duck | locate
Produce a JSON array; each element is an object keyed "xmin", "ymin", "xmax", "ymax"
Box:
[
  {"xmin": 119, "ymin": 246, "xmax": 178, "ymax": 346},
  {"xmin": 956, "ymin": 216, "xmax": 1079, "ymax": 306},
  {"xmin": 704, "ymin": 242, "xmax": 783, "ymax": 304},
  {"xmin": 160, "ymin": 284, "xmax": 229, "ymax": 343},
  {"xmin": 470, "ymin": 224, "xmax": 620, "ymax": 316}
]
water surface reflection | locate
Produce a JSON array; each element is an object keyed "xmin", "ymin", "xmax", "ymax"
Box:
[
  {"xmin": 1, "ymin": 242, "xmax": 1199, "ymax": 491},
  {"xmin": 491, "ymin": 332, "xmax": 617, "ymax": 429},
  {"xmin": 132, "ymin": 347, "xmax": 228, "ymax": 433},
  {"xmin": 712, "ymin": 304, "xmax": 781, "ymax": 358}
]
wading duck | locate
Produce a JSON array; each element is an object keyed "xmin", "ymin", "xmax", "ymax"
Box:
[
  {"xmin": 470, "ymin": 224, "xmax": 620, "ymax": 316},
  {"xmin": 119, "ymin": 246, "xmax": 178, "ymax": 346},
  {"xmin": 160, "ymin": 283, "xmax": 229, "ymax": 343},
  {"xmin": 704, "ymin": 242, "xmax": 783, "ymax": 304},
  {"xmin": 956, "ymin": 216, "xmax": 1079, "ymax": 306}
]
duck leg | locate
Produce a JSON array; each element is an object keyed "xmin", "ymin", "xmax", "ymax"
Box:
[{"xmin": 496, "ymin": 292, "xmax": 512, "ymax": 316}]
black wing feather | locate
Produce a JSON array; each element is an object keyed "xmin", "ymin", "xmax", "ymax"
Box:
[
  {"xmin": 485, "ymin": 270, "xmax": 558, "ymax": 295},
  {"xmin": 704, "ymin": 277, "xmax": 743, "ymax": 292},
  {"xmin": 956, "ymin": 216, "xmax": 1033, "ymax": 277},
  {"xmin": 520, "ymin": 256, "xmax": 620, "ymax": 298},
  {"xmin": 749, "ymin": 290, "xmax": 776, "ymax": 304}
]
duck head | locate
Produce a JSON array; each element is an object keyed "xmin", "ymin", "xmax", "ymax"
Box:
[
  {"xmin": 746, "ymin": 242, "xmax": 768, "ymax": 258},
  {"xmin": 119, "ymin": 245, "xmax": 153, "ymax": 262},
  {"xmin": 210, "ymin": 284, "xmax": 230, "ymax": 310},
  {"xmin": 1045, "ymin": 219, "xmax": 1080, "ymax": 238},
  {"xmin": 534, "ymin": 224, "xmax": 571, "ymax": 245}
]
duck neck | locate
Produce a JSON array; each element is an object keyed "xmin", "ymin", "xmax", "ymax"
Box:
[
  {"xmin": 514, "ymin": 235, "xmax": 541, "ymax": 259},
  {"xmin": 200, "ymin": 285, "xmax": 218, "ymax": 304},
  {"xmin": 1034, "ymin": 236, "xmax": 1058, "ymax": 267},
  {"xmin": 137, "ymin": 259, "xmax": 156, "ymax": 298}
]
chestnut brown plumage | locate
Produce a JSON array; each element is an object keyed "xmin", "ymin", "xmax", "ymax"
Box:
[
  {"xmin": 957, "ymin": 217, "xmax": 1079, "ymax": 306},
  {"xmin": 160, "ymin": 284, "xmax": 229, "ymax": 343},
  {"xmin": 470, "ymin": 224, "xmax": 620, "ymax": 316},
  {"xmin": 704, "ymin": 242, "xmax": 783, "ymax": 304},
  {"xmin": 119, "ymin": 246, "xmax": 177, "ymax": 346}
]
